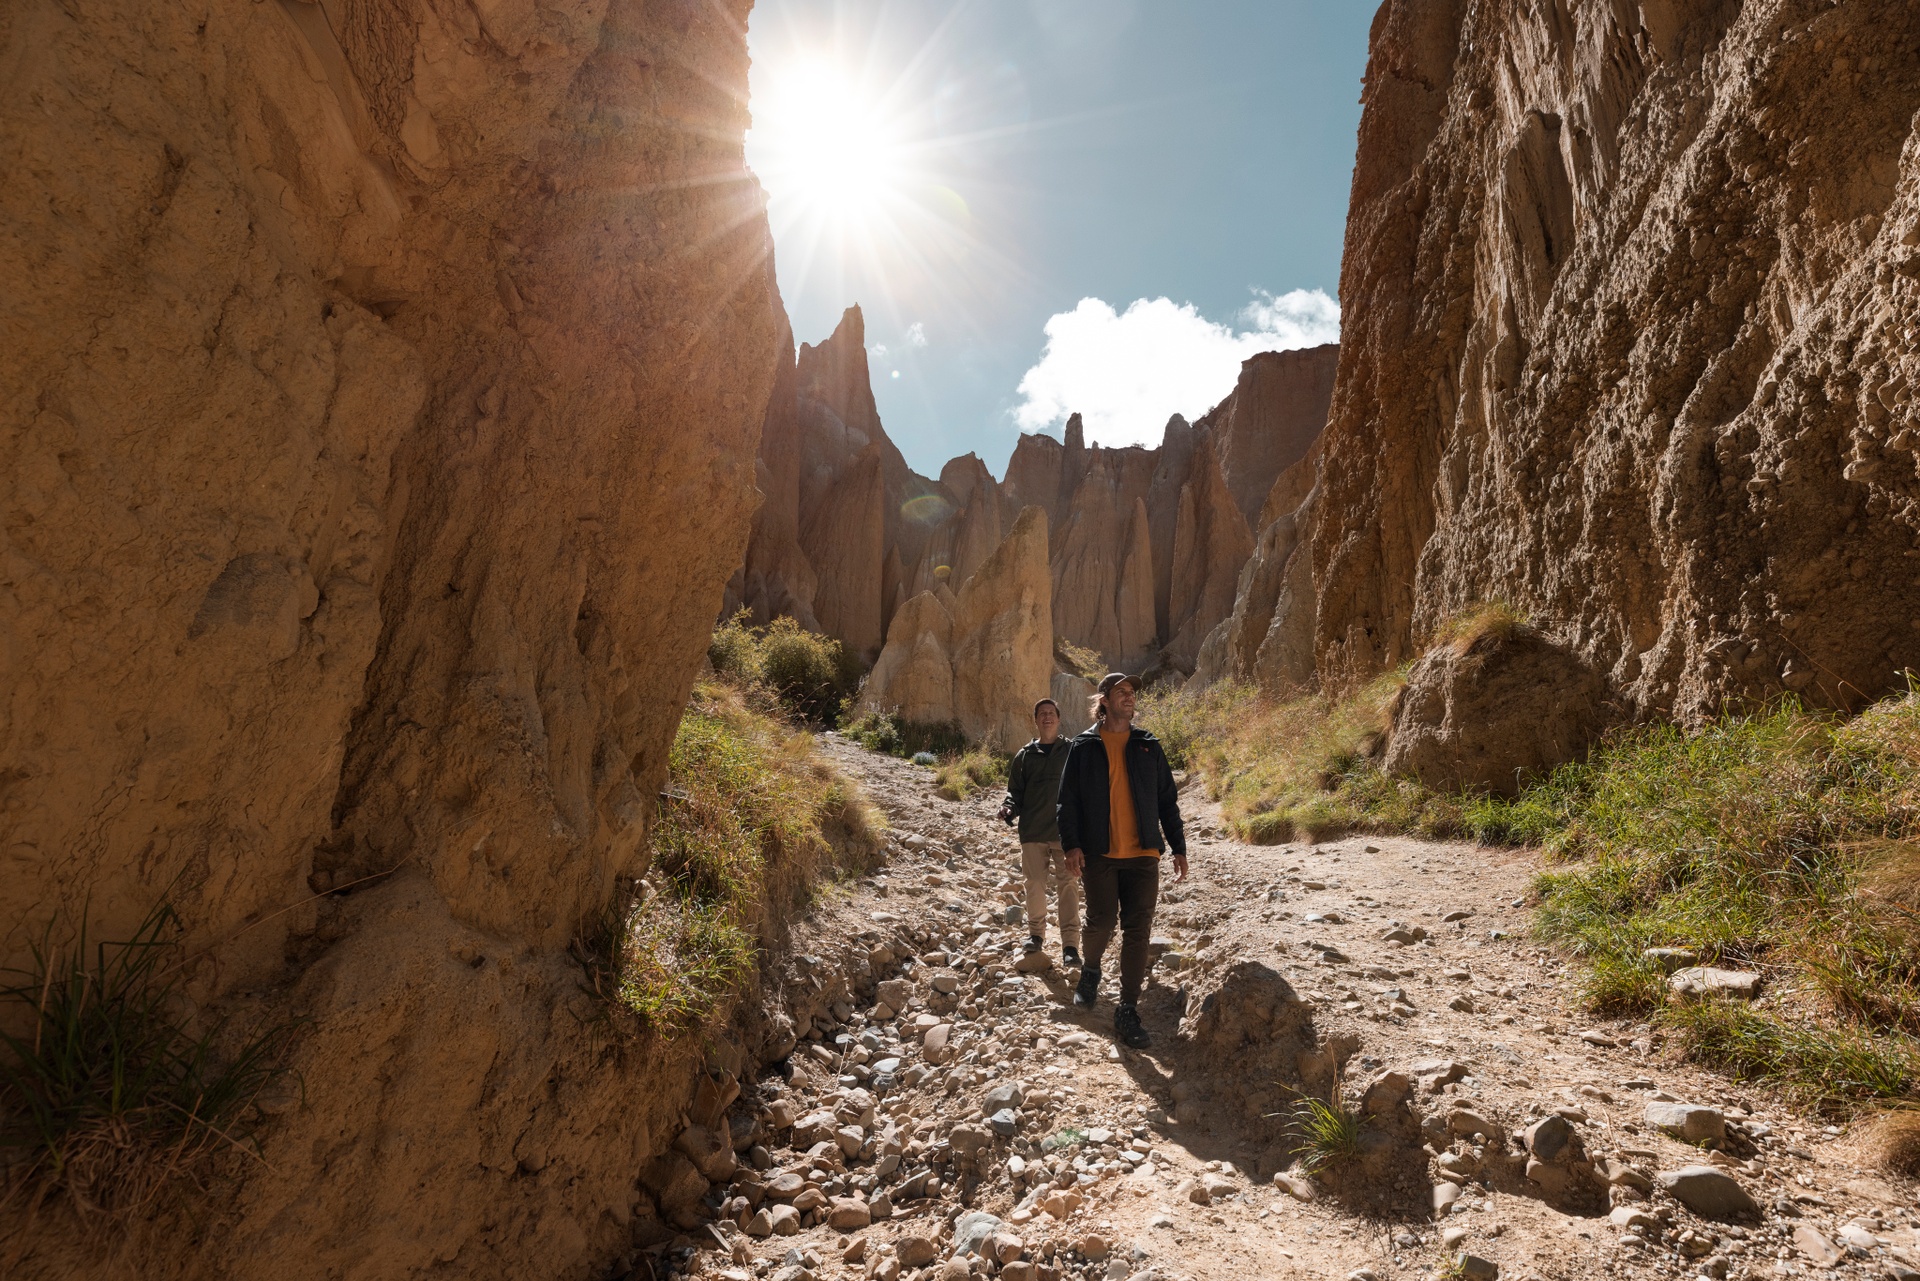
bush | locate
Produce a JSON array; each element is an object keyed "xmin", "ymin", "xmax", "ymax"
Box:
[
  {"xmin": 579, "ymin": 679, "xmax": 885, "ymax": 1032},
  {"xmin": 0, "ymin": 904, "xmax": 295, "ymax": 1217},
  {"xmin": 707, "ymin": 611, "xmax": 862, "ymax": 727}
]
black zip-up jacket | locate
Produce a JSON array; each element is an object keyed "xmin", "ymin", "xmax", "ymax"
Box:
[
  {"xmin": 1056, "ymin": 724, "xmax": 1187, "ymax": 859},
  {"xmin": 1003, "ymin": 738, "xmax": 1069, "ymax": 843}
]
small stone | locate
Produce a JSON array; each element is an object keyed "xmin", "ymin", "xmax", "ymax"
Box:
[
  {"xmin": 939, "ymin": 1260, "xmax": 971, "ymax": 1281},
  {"xmin": 768, "ymin": 1203, "xmax": 801, "ymax": 1235},
  {"xmin": 1449, "ymin": 994, "xmax": 1477, "ymax": 1013},
  {"xmin": 954, "ymin": 1210, "xmax": 1009, "ymax": 1258},
  {"xmin": 1272, "ymin": 1172, "xmax": 1316, "ymax": 1201},
  {"xmin": 1642, "ymin": 947, "xmax": 1699, "ymax": 974},
  {"xmin": 745, "ymin": 1208, "xmax": 774, "ymax": 1237},
  {"xmin": 1179, "ymin": 1177, "xmax": 1209, "ymax": 1205},
  {"xmin": 1645, "ymin": 1102, "xmax": 1725, "ymax": 1146},
  {"xmin": 1361, "ymin": 1071, "xmax": 1413, "ymax": 1116},
  {"xmin": 1442, "ymin": 910, "xmax": 1473, "ymax": 923},
  {"xmin": 1076, "ymin": 1233, "xmax": 1110, "ymax": 1259},
  {"xmin": 989, "ymin": 1108, "xmax": 1020, "ymax": 1137},
  {"xmin": 843, "ymin": 1237, "xmax": 868, "ymax": 1264},
  {"xmin": 897, "ymin": 1236, "xmax": 939, "ymax": 1267},
  {"xmin": 1836, "ymin": 1224, "xmax": 1877, "ymax": 1255},
  {"xmin": 1525, "ymin": 1115, "xmax": 1577, "ymax": 1164},
  {"xmin": 984, "ymin": 1082, "xmax": 1026, "ymax": 1113},
  {"xmin": 1433, "ymin": 1182, "xmax": 1463, "ymax": 1216},
  {"xmin": 766, "ymin": 1171, "xmax": 808, "ymax": 1200},
  {"xmin": 1199, "ymin": 1172, "xmax": 1238, "ymax": 1200},
  {"xmin": 877, "ymin": 978, "xmax": 913, "ymax": 1009},
  {"xmin": 1441, "ymin": 1226, "xmax": 1469, "ymax": 1249},
  {"xmin": 1656, "ymin": 1166, "xmax": 1758, "ymax": 1219},
  {"xmin": 1447, "ymin": 1108, "xmax": 1494, "ymax": 1137},
  {"xmin": 1793, "ymin": 1224, "xmax": 1842, "ymax": 1266},
  {"xmin": 1578, "ymin": 1030, "xmax": 1617, "ymax": 1047},
  {"xmin": 868, "ymin": 1191, "xmax": 893, "ymax": 1219},
  {"xmin": 826, "ymin": 1197, "xmax": 870, "ymax": 1231},
  {"xmin": 931, "ymin": 970, "xmax": 962, "ymax": 994},
  {"xmin": 1456, "ymin": 1254, "xmax": 1498, "ymax": 1278},
  {"xmin": 1015, "ymin": 949, "xmax": 1053, "ymax": 975},
  {"xmin": 1609, "ymin": 1206, "xmax": 1658, "ymax": 1232},
  {"xmin": 924, "ymin": 1023, "xmax": 954, "ymax": 1059},
  {"xmin": 1668, "ymin": 967, "xmax": 1762, "ymax": 1001}
]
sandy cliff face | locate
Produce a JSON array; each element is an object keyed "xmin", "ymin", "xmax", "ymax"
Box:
[
  {"xmin": 1310, "ymin": 0, "xmax": 1920, "ymax": 720},
  {"xmin": 2, "ymin": 0, "xmax": 779, "ymax": 1275}
]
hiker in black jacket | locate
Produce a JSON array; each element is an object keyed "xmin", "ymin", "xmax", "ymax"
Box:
[
  {"xmin": 1056, "ymin": 672, "xmax": 1187, "ymax": 1049},
  {"xmin": 998, "ymin": 698, "xmax": 1082, "ymax": 967}
]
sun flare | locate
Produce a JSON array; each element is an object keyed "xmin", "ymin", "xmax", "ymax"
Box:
[{"xmin": 750, "ymin": 62, "xmax": 906, "ymax": 228}]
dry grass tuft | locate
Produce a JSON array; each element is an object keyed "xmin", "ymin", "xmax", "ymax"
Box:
[
  {"xmin": 1431, "ymin": 600, "xmax": 1533, "ymax": 653},
  {"xmin": 1866, "ymin": 1108, "xmax": 1920, "ymax": 1177},
  {"xmin": 934, "ymin": 748, "xmax": 1008, "ymax": 802}
]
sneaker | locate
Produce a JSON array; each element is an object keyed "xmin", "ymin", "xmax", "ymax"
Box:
[
  {"xmin": 1062, "ymin": 945, "xmax": 1082, "ymax": 968},
  {"xmin": 1023, "ymin": 935, "xmax": 1043, "ymax": 954},
  {"xmin": 1073, "ymin": 966, "xmax": 1101, "ymax": 1008},
  {"xmin": 1114, "ymin": 1003, "xmax": 1151, "ymax": 1049}
]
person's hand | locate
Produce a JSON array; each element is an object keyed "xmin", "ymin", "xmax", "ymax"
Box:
[
  {"xmin": 1172, "ymin": 853, "xmax": 1189, "ymax": 883},
  {"xmin": 1065, "ymin": 848, "xmax": 1085, "ymax": 877},
  {"xmin": 996, "ymin": 800, "xmax": 1014, "ymax": 825}
]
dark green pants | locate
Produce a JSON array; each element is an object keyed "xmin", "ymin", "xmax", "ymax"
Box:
[{"xmin": 1080, "ymin": 853, "xmax": 1160, "ymax": 1006}]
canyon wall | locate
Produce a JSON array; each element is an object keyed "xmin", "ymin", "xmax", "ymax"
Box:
[
  {"xmin": 1300, "ymin": 0, "xmax": 1920, "ymax": 721},
  {"xmin": 2, "ymin": 0, "xmax": 779, "ymax": 1275},
  {"xmin": 730, "ymin": 321, "xmax": 1338, "ymax": 686}
]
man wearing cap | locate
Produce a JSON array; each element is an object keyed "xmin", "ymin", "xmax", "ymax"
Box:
[
  {"xmin": 1056, "ymin": 672, "xmax": 1187, "ymax": 1048},
  {"xmin": 997, "ymin": 698, "xmax": 1082, "ymax": 967}
]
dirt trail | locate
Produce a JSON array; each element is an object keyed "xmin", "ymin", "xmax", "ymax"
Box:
[{"xmin": 696, "ymin": 737, "xmax": 1919, "ymax": 1281}]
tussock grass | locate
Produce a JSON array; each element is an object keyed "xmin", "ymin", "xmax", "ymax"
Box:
[
  {"xmin": 583, "ymin": 678, "xmax": 885, "ymax": 1032},
  {"xmin": 1431, "ymin": 599, "xmax": 1532, "ymax": 651},
  {"xmin": 1141, "ymin": 675, "xmax": 1462, "ymax": 844},
  {"xmin": 1866, "ymin": 1108, "xmax": 1920, "ymax": 1177},
  {"xmin": 1287, "ymin": 1088, "xmax": 1365, "ymax": 1175},
  {"xmin": 1054, "ymin": 639, "xmax": 1107, "ymax": 683},
  {"xmin": 0, "ymin": 904, "xmax": 295, "ymax": 1218},
  {"xmin": 934, "ymin": 749, "xmax": 1009, "ymax": 802}
]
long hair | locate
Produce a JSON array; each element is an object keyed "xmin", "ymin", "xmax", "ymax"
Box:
[{"xmin": 1088, "ymin": 693, "xmax": 1106, "ymax": 724}]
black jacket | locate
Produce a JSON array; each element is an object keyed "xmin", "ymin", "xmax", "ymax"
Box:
[
  {"xmin": 1003, "ymin": 738, "xmax": 1069, "ymax": 843},
  {"xmin": 1056, "ymin": 724, "xmax": 1186, "ymax": 859}
]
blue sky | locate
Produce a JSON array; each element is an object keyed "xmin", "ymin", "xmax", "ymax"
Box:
[{"xmin": 745, "ymin": 0, "xmax": 1376, "ymax": 476}]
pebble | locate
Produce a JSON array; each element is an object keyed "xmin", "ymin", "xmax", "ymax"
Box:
[
  {"xmin": 1657, "ymin": 1165, "xmax": 1758, "ymax": 1219},
  {"xmin": 1645, "ymin": 1101, "xmax": 1726, "ymax": 1146}
]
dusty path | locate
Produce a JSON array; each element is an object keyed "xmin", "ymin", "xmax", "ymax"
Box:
[{"xmin": 698, "ymin": 736, "xmax": 1919, "ymax": 1281}]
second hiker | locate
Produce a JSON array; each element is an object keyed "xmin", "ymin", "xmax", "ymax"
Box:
[{"xmin": 998, "ymin": 698, "xmax": 1082, "ymax": 967}]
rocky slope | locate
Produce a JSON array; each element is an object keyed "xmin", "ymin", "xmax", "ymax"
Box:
[
  {"xmin": 2, "ymin": 0, "xmax": 780, "ymax": 1276},
  {"xmin": 730, "ymin": 316, "xmax": 1338, "ymax": 680},
  {"xmin": 1299, "ymin": 0, "xmax": 1920, "ymax": 722}
]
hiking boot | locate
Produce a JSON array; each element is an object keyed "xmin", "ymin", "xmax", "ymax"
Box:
[
  {"xmin": 1114, "ymin": 1003, "xmax": 1151, "ymax": 1049},
  {"xmin": 1023, "ymin": 935, "xmax": 1043, "ymax": 954},
  {"xmin": 1072, "ymin": 966, "xmax": 1101, "ymax": 1008},
  {"xmin": 1062, "ymin": 945, "xmax": 1082, "ymax": 968}
]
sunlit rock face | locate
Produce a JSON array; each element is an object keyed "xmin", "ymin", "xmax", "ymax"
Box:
[
  {"xmin": 734, "ymin": 329, "xmax": 1339, "ymax": 679},
  {"xmin": 2, "ymin": 0, "xmax": 780, "ymax": 1274},
  {"xmin": 1309, "ymin": 0, "xmax": 1920, "ymax": 720}
]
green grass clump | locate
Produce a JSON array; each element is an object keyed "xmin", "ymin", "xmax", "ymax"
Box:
[
  {"xmin": 0, "ymin": 903, "xmax": 295, "ymax": 1217},
  {"xmin": 586, "ymin": 680, "xmax": 885, "ymax": 1031},
  {"xmin": 1141, "ymin": 674, "xmax": 1462, "ymax": 844},
  {"xmin": 934, "ymin": 749, "xmax": 1009, "ymax": 802},
  {"xmin": 1288, "ymin": 1090, "xmax": 1365, "ymax": 1175},
  {"xmin": 1472, "ymin": 694, "xmax": 1920, "ymax": 1100},
  {"xmin": 1054, "ymin": 638, "xmax": 1107, "ymax": 683},
  {"xmin": 708, "ymin": 611, "xmax": 864, "ymax": 726}
]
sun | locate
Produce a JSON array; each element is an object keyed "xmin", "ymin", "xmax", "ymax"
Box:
[{"xmin": 750, "ymin": 61, "xmax": 907, "ymax": 230}]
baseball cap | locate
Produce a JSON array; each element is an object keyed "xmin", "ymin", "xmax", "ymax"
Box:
[{"xmin": 1096, "ymin": 672, "xmax": 1141, "ymax": 695}]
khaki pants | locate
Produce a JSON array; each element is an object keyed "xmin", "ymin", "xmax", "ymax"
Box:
[{"xmin": 1020, "ymin": 841, "xmax": 1082, "ymax": 946}]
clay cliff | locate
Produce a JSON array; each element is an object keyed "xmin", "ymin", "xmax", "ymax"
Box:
[
  {"xmin": 3, "ymin": 0, "xmax": 779, "ymax": 1276},
  {"xmin": 730, "ymin": 326, "xmax": 1339, "ymax": 681},
  {"xmin": 1295, "ymin": 0, "xmax": 1920, "ymax": 721}
]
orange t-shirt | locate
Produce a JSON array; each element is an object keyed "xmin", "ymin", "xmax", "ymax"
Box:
[{"xmin": 1101, "ymin": 728, "xmax": 1153, "ymax": 858}]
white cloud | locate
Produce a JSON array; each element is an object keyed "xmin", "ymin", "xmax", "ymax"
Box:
[
  {"xmin": 904, "ymin": 321, "xmax": 928, "ymax": 348},
  {"xmin": 1012, "ymin": 288, "xmax": 1339, "ymax": 446}
]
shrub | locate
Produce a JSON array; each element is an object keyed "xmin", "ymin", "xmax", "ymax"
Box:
[
  {"xmin": 706, "ymin": 612, "xmax": 862, "ymax": 727},
  {"xmin": 1054, "ymin": 639, "xmax": 1107, "ymax": 683},
  {"xmin": 0, "ymin": 904, "xmax": 295, "ymax": 1217},
  {"xmin": 842, "ymin": 710, "xmax": 970, "ymax": 761},
  {"xmin": 1287, "ymin": 1087, "xmax": 1365, "ymax": 1175}
]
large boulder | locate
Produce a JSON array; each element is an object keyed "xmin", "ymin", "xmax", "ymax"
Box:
[{"xmin": 1383, "ymin": 619, "xmax": 1607, "ymax": 796}]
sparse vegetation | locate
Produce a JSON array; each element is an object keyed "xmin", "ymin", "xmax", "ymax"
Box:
[
  {"xmin": 1430, "ymin": 598, "xmax": 1532, "ymax": 651},
  {"xmin": 1141, "ymin": 672, "xmax": 1462, "ymax": 844},
  {"xmin": 0, "ymin": 903, "xmax": 296, "ymax": 1218},
  {"xmin": 1867, "ymin": 1107, "xmax": 1920, "ymax": 1177},
  {"xmin": 1286, "ymin": 1087, "xmax": 1365, "ymax": 1175},
  {"xmin": 580, "ymin": 675, "xmax": 885, "ymax": 1032},
  {"xmin": 934, "ymin": 748, "xmax": 1009, "ymax": 802},
  {"xmin": 708, "ymin": 610, "xmax": 864, "ymax": 726},
  {"xmin": 841, "ymin": 709, "xmax": 970, "ymax": 761},
  {"xmin": 1054, "ymin": 638, "xmax": 1107, "ymax": 683},
  {"xmin": 1149, "ymin": 661, "xmax": 1920, "ymax": 1101}
]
